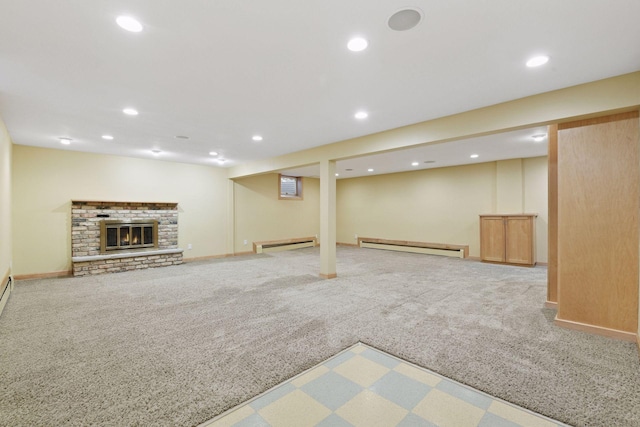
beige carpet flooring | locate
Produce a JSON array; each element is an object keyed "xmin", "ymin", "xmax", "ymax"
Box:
[{"xmin": 1, "ymin": 247, "xmax": 639, "ymax": 426}]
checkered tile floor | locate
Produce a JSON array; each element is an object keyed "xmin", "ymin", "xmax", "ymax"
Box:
[{"xmin": 204, "ymin": 343, "xmax": 568, "ymax": 427}]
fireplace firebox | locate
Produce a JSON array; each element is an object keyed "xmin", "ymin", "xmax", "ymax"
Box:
[{"xmin": 100, "ymin": 220, "xmax": 158, "ymax": 253}]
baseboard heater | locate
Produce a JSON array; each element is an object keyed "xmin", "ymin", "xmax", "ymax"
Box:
[
  {"xmin": 358, "ymin": 237, "xmax": 468, "ymax": 259},
  {"xmin": 254, "ymin": 237, "xmax": 318, "ymax": 254}
]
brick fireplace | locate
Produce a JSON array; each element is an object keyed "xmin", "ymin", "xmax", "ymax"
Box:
[{"xmin": 71, "ymin": 201, "xmax": 183, "ymax": 276}]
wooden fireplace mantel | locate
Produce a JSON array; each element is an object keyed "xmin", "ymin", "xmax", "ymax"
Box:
[{"xmin": 71, "ymin": 200, "xmax": 178, "ymax": 208}]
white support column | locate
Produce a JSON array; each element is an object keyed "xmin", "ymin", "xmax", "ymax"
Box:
[
  {"xmin": 319, "ymin": 159, "xmax": 337, "ymax": 279},
  {"xmin": 226, "ymin": 179, "xmax": 235, "ymax": 255}
]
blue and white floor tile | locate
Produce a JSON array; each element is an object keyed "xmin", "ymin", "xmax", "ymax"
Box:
[{"xmin": 203, "ymin": 343, "xmax": 568, "ymax": 427}]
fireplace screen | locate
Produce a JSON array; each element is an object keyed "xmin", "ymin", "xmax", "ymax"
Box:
[{"xmin": 100, "ymin": 220, "xmax": 158, "ymax": 253}]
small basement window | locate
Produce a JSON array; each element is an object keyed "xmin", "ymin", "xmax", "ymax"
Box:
[{"xmin": 279, "ymin": 175, "xmax": 303, "ymax": 200}]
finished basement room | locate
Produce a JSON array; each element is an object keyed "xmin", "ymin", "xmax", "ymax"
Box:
[{"xmin": 1, "ymin": 2, "xmax": 639, "ymax": 427}]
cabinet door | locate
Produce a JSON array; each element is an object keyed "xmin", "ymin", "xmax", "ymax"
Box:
[
  {"xmin": 480, "ymin": 217, "xmax": 505, "ymax": 262},
  {"xmin": 505, "ymin": 217, "xmax": 533, "ymax": 265}
]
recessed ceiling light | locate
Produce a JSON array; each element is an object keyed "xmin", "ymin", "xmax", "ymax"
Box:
[
  {"xmin": 116, "ymin": 16, "xmax": 143, "ymax": 33},
  {"xmin": 388, "ymin": 8, "xmax": 423, "ymax": 31},
  {"xmin": 151, "ymin": 149, "xmax": 162, "ymax": 155},
  {"xmin": 470, "ymin": 154, "xmax": 479, "ymax": 159},
  {"xmin": 354, "ymin": 111, "xmax": 368, "ymax": 119},
  {"xmin": 252, "ymin": 135, "xmax": 263, "ymax": 141},
  {"xmin": 335, "ymin": 173, "xmax": 339, "ymax": 177},
  {"xmin": 209, "ymin": 151, "xmax": 218, "ymax": 156},
  {"xmin": 367, "ymin": 168, "xmax": 374, "ymax": 172},
  {"xmin": 101, "ymin": 135, "xmax": 114, "ymax": 140},
  {"xmin": 59, "ymin": 137, "xmax": 72, "ymax": 145},
  {"xmin": 532, "ymin": 133, "xmax": 547, "ymax": 142},
  {"xmin": 411, "ymin": 162, "xmax": 419, "ymax": 166},
  {"xmin": 175, "ymin": 135, "xmax": 189, "ymax": 140},
  {"xmin": 123, "ymin": 108, "xmax": 138, "ymax": 116},
  {"xmin": 526, "ymin": 55, "xmax": 549, "ymax": 67},
  {"xmin": 347, "ymin": 37, "xmax": 368, "ymax": 52}
]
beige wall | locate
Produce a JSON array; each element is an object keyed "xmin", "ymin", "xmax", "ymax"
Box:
[
  {"xmin": 523, "ymin": 156, "xmax": 549, "ymax": 263},
  {"xmin": 337, "ymin": 162, "xmax": 496, "ymax": 257},
  {"xmin": 337, "ymin": 157, "xmax": 548, "ymax": 261},
  {"xmin": 10, "ymin": 144, "xmax": 548, "ymax": 275},
  {"xmin": 496, "ymin": 159, "xmax": 523, "ymax": 213},
  {"xmin": 233, "ymin": 174, "xmax": 319, "ymax": 252},
  {"xmin": 12, "ymin": 145, "xmax": 230, "ymax": 276},
  {"xmin": 0, "ymin": 118, "xmax": 11, "ymax": 281}
]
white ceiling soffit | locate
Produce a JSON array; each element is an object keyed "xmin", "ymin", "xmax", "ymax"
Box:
[
  {"xmin": 281, "ymin": 126, "xmax": 549, "ymax": 179},
  {"xmin": 0, "ymin": 0, "xmax": 638, "ymax": 171}
]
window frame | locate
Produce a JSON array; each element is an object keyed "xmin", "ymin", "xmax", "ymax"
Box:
[{"xmin": 278, "ymin": 174, "xmax": 303, "ymax": 200}]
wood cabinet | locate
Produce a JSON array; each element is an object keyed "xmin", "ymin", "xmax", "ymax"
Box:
[{"xmin": 480, "ymin": 214, "xmax": 537, "ymax": 266}]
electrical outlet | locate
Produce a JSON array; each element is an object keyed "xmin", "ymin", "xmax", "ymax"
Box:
[
  {"xmin": 315, "ymin": 234, "xmax": 318, "ymax": 239},
  {"xmin": 243, "ymin": 239, "xmax": 248, "ymax": 245},
  {"xmin": 354, "ymin": 234, "xmax": 358, "ymax": 240},
  {"xmin": 187, "ymin": 243, "xmax": 192, "ymax": 250}
]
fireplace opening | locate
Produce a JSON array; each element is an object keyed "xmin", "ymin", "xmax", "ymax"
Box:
[{"xmin": 100, "ymin": 220, "xmax": 158, "ymax": 253}]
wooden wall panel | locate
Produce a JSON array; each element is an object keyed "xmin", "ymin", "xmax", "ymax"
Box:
[
  {"xmin": 547, "ymin": 124, "xmax": 558, "ymax": 304},
  {"xmin": 557, "ymin": 112, "xmax": 639, "ymax": 333}
]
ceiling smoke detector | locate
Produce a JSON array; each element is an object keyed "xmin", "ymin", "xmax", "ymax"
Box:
[{"xmin": 388, "ymin": 8, "xmax": 423, "ymax": 31}]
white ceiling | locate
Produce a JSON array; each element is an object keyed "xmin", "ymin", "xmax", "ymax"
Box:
[{"xmin": 0, "ymin": 0, "xmax": 639, "ymax": 176}]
